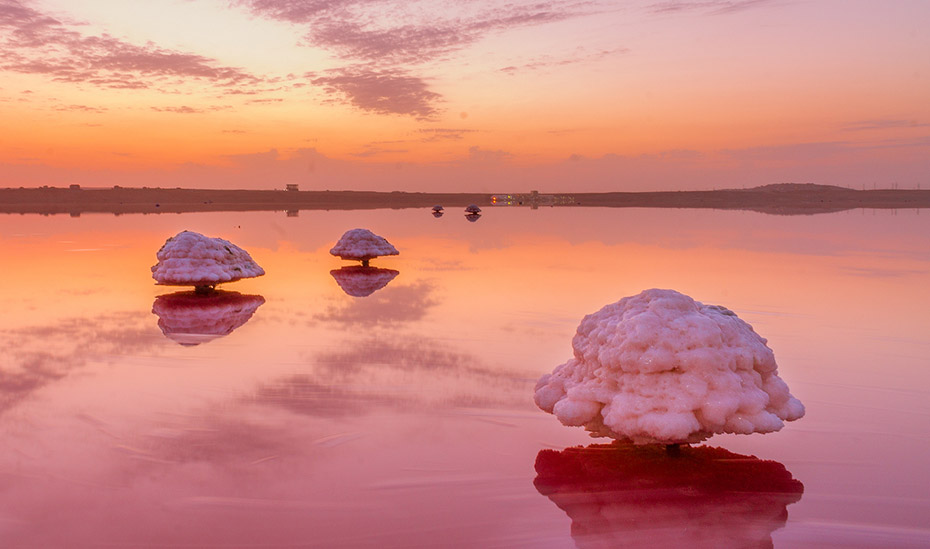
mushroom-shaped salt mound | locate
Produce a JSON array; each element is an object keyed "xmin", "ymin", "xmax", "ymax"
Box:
[
  {"xmin": 330, "ymin": 228, "xmax": 399, "ymax": 267},
  {"xmin": 464, "ymin": 204, "xmax": 481, "ymax": 214},
  {"xmin": 534, "ymin": 289, "xmax": 805, "ymax": 446},
  {"xmin": 152, "ymin": 231, "xmax": 264, "ymax": 293}
]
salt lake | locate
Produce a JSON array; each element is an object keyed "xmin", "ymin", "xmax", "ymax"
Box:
[{"xmin": 1, "ymin": 205, "xmax": 928, "ymax": 547}]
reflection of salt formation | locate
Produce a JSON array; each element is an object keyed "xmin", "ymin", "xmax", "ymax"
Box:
[
  {"xmin": 465, "ymin": 213, "xmax": 481, "ymax": 222},
  {"xmin": 151, "ymin": 230, "xmax": 264, "ymax": 293},
  {"xmin": 534, "ymin": 443, "xmax": 803, "ymax": 549},
  {"xmin": 152, "ymin": 291, "xmax": 265, "ymax": 346},
  {"xmin": 330, "ymin": 266, "xmax": 399, "ymax": 297},
  {"xmin": 432, "ymin": 211, "xmax": 444, "ymax": 218},
  {"xmin": 535, "ymin": 289, "xmax": 804, "ymax": 445}
]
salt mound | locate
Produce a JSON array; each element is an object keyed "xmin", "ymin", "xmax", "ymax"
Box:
[
  {"xmin": 151, "ymin": 231, "xmax": 264, "ymax": 289},
  {"xmin": 330, "ymin": 229, "xmax": 399, "ymax": 265},
  {"xmin": 534, "ymin": 289, "xmax": 805, "ymax": 444}
]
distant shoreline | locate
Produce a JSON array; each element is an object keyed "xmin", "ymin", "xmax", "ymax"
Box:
[{"xmin": 1, "ymin": 184, "xmax": 929, "ymax": 216}]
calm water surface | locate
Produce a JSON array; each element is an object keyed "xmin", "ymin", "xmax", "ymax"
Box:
[{"xmin": 1, "ymin": 207, "xmax": 928, "ymax": 548}]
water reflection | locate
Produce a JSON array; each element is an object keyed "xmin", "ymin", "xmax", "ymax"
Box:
[
  {"xmin": 151, "ymin": 291, "xmax": 265, "ymax": 346},
  {"xmin": 330, "ymin": 266, "xmax": 400, "ymax": 297},
  {"xmin": 315, "ymin": 281, "xmax": 438, "ymax": 326},
  {"xmin": 465, "ymin": 213, "xmax": 481, "ymax": 223},
  {"xmin": 1, "ymin": 312, "xmax": 157, "ymax": 414},
  {"xmin": 534, "ymin": 443, "xmax": 803, "ymax": 548}
]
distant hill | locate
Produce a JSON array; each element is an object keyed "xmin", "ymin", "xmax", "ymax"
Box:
[{"xmin": 745, "ymin": 183, "xmax": 854, "ymax": 192}]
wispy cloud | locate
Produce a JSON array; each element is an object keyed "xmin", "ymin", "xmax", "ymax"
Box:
[
  {"xmin": 0, "ymin": 0, "xmax": 262, "ymax": 90},
  {"xmin": 309, "ymin": 65, "xmax": 441, "ymax": 119},
  {"xmin": 648, "ymin": 0, "xmax": 777, "ymax": 15},
  {"xmin": 239, "ymin": 0, "xmax": 595, "ymax": 118},
  {"xmin": 500, "ymin": 47, "xmax": 628, "ymax": 75},
  {"xmin": 150, "ymin": 105, "xmax": 231, "ymax": 114},
  {"xmin": 52, "ymin": 104, "xmax": 108, "ymax": 113},
  {"xmin": 843, "ymin": 119, "xmax": 930, "ymax": 132},
  {"xmin": 418, "ymin": 128, "xmax": 477, "ymax": 141}
]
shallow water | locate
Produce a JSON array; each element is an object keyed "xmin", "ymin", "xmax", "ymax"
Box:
[{"xmin": 1, "ymin": 207, "xmax": 928, "ymax": 547}]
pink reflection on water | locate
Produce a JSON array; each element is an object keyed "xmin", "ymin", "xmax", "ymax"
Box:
[
  {"xmin": 330, "ymin": 265, "xmax": 400, "ymax": 297},
  {"xmin": 152, "ymin": 290, "xmax": 265, "ymax": 346},
  {"xmin": 535, "ymin": 443, "xmax": 803, "ymax": 548}
]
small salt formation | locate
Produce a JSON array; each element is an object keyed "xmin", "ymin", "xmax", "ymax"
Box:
[
  {"xmin": 151, "ymin": 230, "xmax": 264, "ymax": 292},
  {"xmin": 534, "ymin": 289, "xmax": 805, "ymax": 445},
  {"xmin": 330, "ymin": 228, "xmax": 399, "ymax": 267},
  {"xmin": 465, "ymin": 204, "xmax": 481, "ymax": 214}
]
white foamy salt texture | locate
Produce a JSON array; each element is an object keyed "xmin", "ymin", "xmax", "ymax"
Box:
[
  {"xmin": 329, "ymin": 228, "xmax": 399, "ymax": 261},
  {"xmin": 534, "ymin": 289, "xmax": 805, "ymax": 444},
  {"xmin": 151, "ymin": 231, "xmax": 265, "ymax": 287}
]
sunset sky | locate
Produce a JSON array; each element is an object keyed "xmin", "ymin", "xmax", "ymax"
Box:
[{"xmin": 1, "ymin": 0, "xmax": 928, "ymax": 191}]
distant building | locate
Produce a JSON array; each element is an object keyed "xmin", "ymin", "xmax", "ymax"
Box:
[
  {"xmin": 69, "ymin": 184, "xmax": 81, "ymax": 190},
  {"xmin": 286, "ymin": 184, "xmax": 299, "ymax": 191}
]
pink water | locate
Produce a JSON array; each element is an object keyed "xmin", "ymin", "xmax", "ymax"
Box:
[{"xmin": 1, "ymin": 207, "xmax": 928, "ymax": 547}]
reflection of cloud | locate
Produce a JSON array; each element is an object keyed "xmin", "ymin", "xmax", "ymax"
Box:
[
  {"xmin": 0, "ymin": 0, "xmax": 262, "ymax": 90},
  {"xmin": 309, "ymin": 65, "xmax": 441, "ymax": 119},
  {"xmin": 0, "ymin": 312, "xmax": 159, "ymax": 415},
  {"xmin": 251, "ymin": 335, "xmax": 526, "ymax": 417},
  {"xmin": 151, "ymin": 291, "xmax": 265, "ymax": 346},
  {"xmin": 142, "ymin": 414, "xmax": 296, "ymax": 464},
  {"xmin": 534, "ymin": 443, "xmax": 803, "ymax": 548},
  {"xmin": 317, "ymin": 280, "xmax": 437, "ymax": 323}
]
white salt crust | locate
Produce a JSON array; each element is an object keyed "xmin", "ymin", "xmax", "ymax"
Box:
[
  {"xmin": 330, "ymin": 229, "xmax": 399, "ymax": 262},
  {"xmin": 151, "ymin": 231, "xmax": 265, "ymax": 287},
  {"xmin": 534, "ymin": 289, "xmax": 805, "ymax": 444}
]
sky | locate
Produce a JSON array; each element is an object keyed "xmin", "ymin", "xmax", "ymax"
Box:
[{"xmin": 1, "ymin": 0, "xmax": 928, "ymax": 192}]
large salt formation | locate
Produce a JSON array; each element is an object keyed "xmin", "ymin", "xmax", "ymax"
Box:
[
  {"xmin": 330, "ymin": 228, "xmax": 399, "ymax": 267},
  {"xmin": 152, "ymin": 230, "xmax": 265, "ymax": 292},
  {"xmin": 534, "ymin": 289, "xmax": 804, "ymax": 445}
]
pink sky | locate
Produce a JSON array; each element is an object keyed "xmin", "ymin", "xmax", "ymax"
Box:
[{"xmin": 1, "ymin": 0, "xmax": 928, "ymax": 191}]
